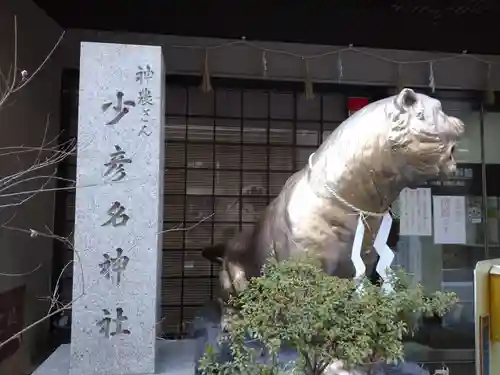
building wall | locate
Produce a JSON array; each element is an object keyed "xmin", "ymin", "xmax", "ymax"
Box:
[
  {"xmin": 59, "ymin": 30, "xmax": 500, "ymax": 164},
  {"xmin": 62, "ymin": 29, "xmax": 500, "ymax": 90},
  {"xmin": 0, "ymin": 1, "xmax": 63, "ymax": 374}
]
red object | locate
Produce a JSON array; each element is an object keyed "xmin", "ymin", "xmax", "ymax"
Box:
[
  {"xmin": 0, "ymin": 286, "xmax": 25, "ymax": 364},
  {"xmin": 347, "ymin": 97, "xmax": 369, "ymax": 116}
]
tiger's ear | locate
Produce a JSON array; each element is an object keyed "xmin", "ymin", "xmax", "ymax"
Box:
[{"xmin": 393, "ymin": 88, "xmax": 418, "ymax": 113}]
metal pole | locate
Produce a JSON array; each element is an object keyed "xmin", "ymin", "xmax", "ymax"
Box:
[{"xmin": 480, "ymin": 102, "xmax": 489, "ymax": 260}]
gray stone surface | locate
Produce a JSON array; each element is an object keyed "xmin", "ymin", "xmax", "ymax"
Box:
[
  {"xmin": 33, "ymin": 340, "xmax": 197, "ymax": 375},
  {"xmin": 70, "ymin": 42, "xmax": 165, "ymax": 375}
]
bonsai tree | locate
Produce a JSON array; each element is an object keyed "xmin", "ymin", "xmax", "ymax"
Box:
[{"xmin": 198, "ymin": 257, "xmax": 457, "ymax": 375}]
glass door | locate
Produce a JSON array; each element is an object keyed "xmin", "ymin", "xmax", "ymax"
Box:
[{"xmin": 393, "ymin": 97, "xmax": 482, "ymax": 362}]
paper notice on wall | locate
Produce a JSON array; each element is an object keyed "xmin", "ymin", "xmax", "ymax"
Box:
[
  {"xmin": 399, "ymin": 188, "xmax": 432, "ymax": 236},
  {"xmin": 432, "ymin": 195, "xmax": 467, "ymax": 245}
]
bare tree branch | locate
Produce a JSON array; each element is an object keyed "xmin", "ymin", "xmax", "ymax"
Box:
[
  {"xmin": 0, "ymin": 15, "xmax": 66, "ymax": 108},
  {"xmin": 0, "ymin": 263, "xmax": 41, "ymax": 277},
  {"xmin": 0, "ymin": 12, "xmax": 72, "ymax": 352}
]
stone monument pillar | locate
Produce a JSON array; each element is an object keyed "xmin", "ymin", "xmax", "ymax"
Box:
[
  {"xmin": 33, "ymin": 42, "xmax": 196, "ymax": 375},
  {"xmin": 68, "ymin": 42, "xmax": 165, "ymax": 375}
]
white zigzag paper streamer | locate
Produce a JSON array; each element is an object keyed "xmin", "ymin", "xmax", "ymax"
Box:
[
  {"xmin": 351, "ymin": 216, "xmax": 366, "ymax": 289},
  {"xmin": 350, "ymin": 212, "xmax": 395, "ymax": 293},
  {"xmin": 374, "ymin": 212, "xmax": 395, "ymax": 293}
]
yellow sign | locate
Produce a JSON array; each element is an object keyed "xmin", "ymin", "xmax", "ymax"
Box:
[{"xmin": 475, "ymin": 259, "xmax": 500, "ymax": 375}]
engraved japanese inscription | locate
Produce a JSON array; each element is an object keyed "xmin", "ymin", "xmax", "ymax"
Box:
[
  {"xmin": 101, "ymin": 201, "xmax": 130, "ymax": 227},
  {"xmin": 96, "ymin": 307, "xmax": 131, "ymax": 338},
  {"xmin": 99, "ymin": 247, "xmax": 129, "ymax": 286},
  {"xmin": 102, "ymin": 91, "xmax": 136, "ymax": 126},
  {"xmin": 135, "ymin": 64, "xmax": 154, "ymax": 84},
  {"xmin": 103, "ymin": 145, "xmax": 132, "ymax": 182},
  {"xmin": 136, "ymin": 65, "xmax": 155, "ymax": 137}
]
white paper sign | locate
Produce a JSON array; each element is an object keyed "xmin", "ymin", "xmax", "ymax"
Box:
[
  {"xmin": 399, "ymin": 188, "xmax": 432, "ymax": 236},
  {"xmin": 432, "ymin": 195, "xmax": 467, "ymax": 245}
]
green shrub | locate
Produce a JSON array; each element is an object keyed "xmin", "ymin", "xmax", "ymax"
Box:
[{"xmin": 199, "ymin": 257, "xmax": 457, "ymax": 375}]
